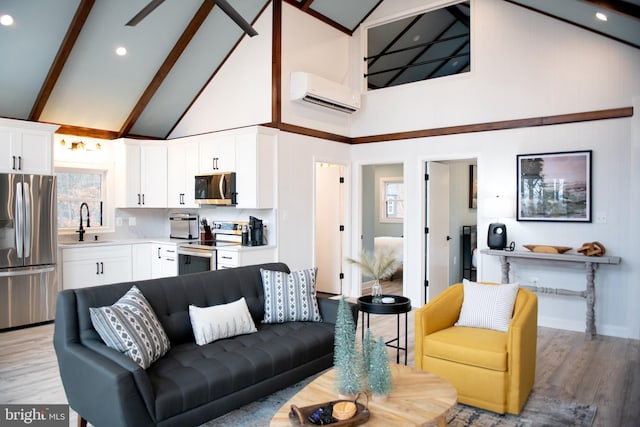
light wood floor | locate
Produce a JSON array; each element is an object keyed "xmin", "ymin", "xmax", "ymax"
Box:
[{"xmin": 1, "ymin": 312, "xmax": 638, "ymax": 427}]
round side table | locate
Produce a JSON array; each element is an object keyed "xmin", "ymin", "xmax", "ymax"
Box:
[{"xmin": 357, "ymin": 295, "xmax": 411, "ymax": 365}]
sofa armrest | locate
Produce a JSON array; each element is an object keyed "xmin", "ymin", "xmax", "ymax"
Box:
[
  {"xmin": 317, "ymin": 298, "xmax": 358, "ymax": 325},
  {"xmin": 54, "ymin": 339, "xmax": 155, "ymax": 427},
  {"xmin": 414, "ymin": 284, "xmax": 463, "ymax": 369},
  {"xmin": 506, "ymin": 288, "xmax": 538, "ymax": 414}
]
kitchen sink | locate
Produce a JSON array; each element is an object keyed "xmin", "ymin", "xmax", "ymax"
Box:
[{"xmin": 59, "ymin": 240, "xmax": 114, "ymax": 245}]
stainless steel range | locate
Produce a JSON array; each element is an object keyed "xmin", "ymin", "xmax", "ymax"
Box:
[{"xmin": 176, "ymin": 221, "xmax": 246, "ymax": 275}]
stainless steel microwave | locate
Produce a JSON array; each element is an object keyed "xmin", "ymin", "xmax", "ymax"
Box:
[{"xmin": 194, "ymin": 172, "xmax": 237, "ymax": 205}]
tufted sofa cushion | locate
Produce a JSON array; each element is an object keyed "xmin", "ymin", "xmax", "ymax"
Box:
[{"xmin": 148, "ymin": 321, "xmax": 335, "ymax": 420}]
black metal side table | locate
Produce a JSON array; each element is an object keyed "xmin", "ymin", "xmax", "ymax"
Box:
[{"xmin": 357, "ymin": 295, "xmax": 411, "ymax": 365}]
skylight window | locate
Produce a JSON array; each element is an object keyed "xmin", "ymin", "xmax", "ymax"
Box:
[{"xmin": 365, "ymin": 1, "xmax": 470, "ymax": 90}]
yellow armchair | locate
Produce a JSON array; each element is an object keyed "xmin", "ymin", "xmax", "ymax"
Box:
[{"xmin": 415, "ymin": 283, "xmax": 537, "ymax": 415}]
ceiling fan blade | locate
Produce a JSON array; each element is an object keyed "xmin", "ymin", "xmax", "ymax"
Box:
[
  {"xmin": 214, "ymin": 0, "xmax": 258, "ymax": 37},
  {"xmin": 126, "ymin": 0, "xmax": 166, "ymax": 26}
]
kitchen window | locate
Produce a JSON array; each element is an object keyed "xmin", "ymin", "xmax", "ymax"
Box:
[
  {"xmin": 56, "ymin": 167, "xmax": 110, "ymax": 232},
  {"xmin": 380, "ymin": 177, "xmax": 404, "ymax": 223}
]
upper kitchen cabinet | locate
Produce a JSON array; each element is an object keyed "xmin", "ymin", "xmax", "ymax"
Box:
[
  {"xmin": 0, "ymin": 118, "xmax": 58, "ymax": 175},
  {"xmin": 198, "ymin": 135, "xmax": 236, "ymax": 174},
  {"xmin": 167, "ymin": 139, "xmax": 199, "ymax": 208},
  {"xmin": 235, "ymin": 127, "xmax": 276, "ymax": 209},
  {"xmin": 114, "ymin": 140, "xmax": 167, "ymax": 208}
]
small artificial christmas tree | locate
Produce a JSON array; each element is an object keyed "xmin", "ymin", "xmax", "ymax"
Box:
[
  {"xmin": 334, "ymin": 296, "xmax": 363, "ymax": 396},
  {"xmin": 362, "ymin": 328, "xmax": 374, "ymax": 375},
  {"xmin": 368, "ymin": 336, "xmax": 393, "ymax": 399}
]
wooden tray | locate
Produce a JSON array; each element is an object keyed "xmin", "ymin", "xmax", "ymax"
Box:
[
  {"xmin": 523, "ymin": 244, "xmax": 572, "ymax": 254},
  {"xmin": 288, "ymin": 393, "xmax": 370, "ymax": 426}
]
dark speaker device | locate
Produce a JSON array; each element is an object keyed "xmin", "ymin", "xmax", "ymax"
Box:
[{"xmin": 487, "ymin": 223, "xmax": 507, "ymax": 249}]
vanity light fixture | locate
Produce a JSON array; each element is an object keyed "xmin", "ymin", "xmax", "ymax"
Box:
[
  {"xmin": 595, "ymin": 12, "xmax": 607, "ymax": 21},
  {"xmin": 60, "ymin": 139, "xmax": 101, "ymax": 151},
  {"xmin": 0, "ymin": 14, "xmax": 14, "ymax": 26}
]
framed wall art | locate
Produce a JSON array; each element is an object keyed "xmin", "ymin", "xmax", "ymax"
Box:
[{"xmin": 517, "ymin": 150, "xmax": 592, "ymax": 222}]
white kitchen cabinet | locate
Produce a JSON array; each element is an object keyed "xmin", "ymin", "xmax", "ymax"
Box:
[
  {"xmin": 0, "ymin": 119, "xmax": 57, "ymax": 175},
  {"xmin": 167, "ymin": 139, "xmax": 199, "ymax": 208},
  {"xmin": 62, "ymin": 245, "xmax": 132, "ymax": 289},
  {"xmin": 132, "ymin": 243, "xmax": 153, "ymax": 280},
  {"xmin": 216, "ymin": 247, "xmax": 276, "ymax": 270},
  {"xmin": 151, "ymin": 244, "xmax": 177, "ymax": 278},
  {"xmin": 115, "ymin": 140, "xmax": 167, "ymax": 208},
  {"xmin": 234, "ymin": 129, "xmax": 276, "ymax": 209},
  {"xmin": 198, "ymin": 135, "xmax": 235, "ymax": 174}
]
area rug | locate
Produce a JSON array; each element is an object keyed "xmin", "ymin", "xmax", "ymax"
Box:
[{"xmin": 203, "ymin": 376, "xmax": 596, "ymax": 427}]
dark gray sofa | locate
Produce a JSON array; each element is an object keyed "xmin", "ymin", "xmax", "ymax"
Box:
[{"xmin": 53, "ymin": 263, "xmax": 355, "ymax": 427}]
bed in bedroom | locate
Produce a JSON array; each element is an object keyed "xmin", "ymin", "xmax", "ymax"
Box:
[{"xmin": 374, "ymin": 236, "xmax": 404, "ymax": 265}]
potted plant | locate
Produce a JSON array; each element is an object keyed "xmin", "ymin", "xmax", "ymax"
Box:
[{"xmin": 346, "ymin": 249, "xmax": 398, "ymax": 302}]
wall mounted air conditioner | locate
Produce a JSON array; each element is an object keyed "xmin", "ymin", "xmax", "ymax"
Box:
[{"xmin": 290, "ymin": 72, "xmax": 361, "ymax": 114}]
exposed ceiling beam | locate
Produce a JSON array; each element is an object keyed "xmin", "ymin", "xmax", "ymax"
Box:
[
  {"xmin": 300, "ymin": 0, "xmax": 314, "ymax": 11},
  {"xmin": 446, "ymin": 3, "xmax": 470, "ymax": 28},
  {"xmin": 29, "ymin": 0, "xmax": 95, "ymax": 121},
  {"xmin": 165, "ymin": 1, "xmax": 271, "ymax": 139},
  {"xmin": 282, "ymin": 0, "xmax": 352, "ymax": 34},
  {"xmin": 504, "ymin": 0, "xmax": 640, "ymax": 50},
  {"xmin": 382, "ymin": 19, "xmax": 459, "ymax": 88},
  {"xmin": 367, "ymin": 14, "xmax": 423, "ymax": 69},
  {"xmin": 578, "ymin": 0, "xmax": 640, "ymax": 21},
  {"xmin": 119, "ymin": 0, "xmax": 214, "ymax": 138}
]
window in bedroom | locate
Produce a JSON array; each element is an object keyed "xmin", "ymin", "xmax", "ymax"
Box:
[
  {"xmin": 380, "ymin": 177, "xmax": 404, "ymax": 223},
  {"xmin": 365, "ymin": 1, "xmax": 470, "ymax": 90}
]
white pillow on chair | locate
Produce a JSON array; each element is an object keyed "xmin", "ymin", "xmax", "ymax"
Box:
[{"xmin": 455, "ymin": 279, "xmax": 520, "ymax": 332}]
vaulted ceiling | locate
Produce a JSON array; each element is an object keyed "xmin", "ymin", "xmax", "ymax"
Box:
[{"xmin": 1, "ymin": 0, "xmax": 638, "ymax": 140}]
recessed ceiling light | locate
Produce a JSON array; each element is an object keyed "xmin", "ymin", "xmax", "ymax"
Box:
[
  {"xmin": 413, "ymin": 34, "xmax": 421, "ymax": 42},
  {"xmin": 0, "ymin": 14, "xmax": 14, "ymax": 26},
  {"xmin": 115, "ymin": 46, "xmax": 127, "ymax": 56},
  {"xmin": 595, "ymin": 12, "xmax": 607, "ymax": 22}
]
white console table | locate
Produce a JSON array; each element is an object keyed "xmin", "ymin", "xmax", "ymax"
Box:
[{"xmin": 480, "ymin": 249, "xmax": 621, "ymax": 339}]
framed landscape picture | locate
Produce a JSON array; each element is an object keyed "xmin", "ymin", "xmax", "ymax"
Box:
[{"xmin": 517, "ymin": 150, "xmax": 592, "ymax": 222}]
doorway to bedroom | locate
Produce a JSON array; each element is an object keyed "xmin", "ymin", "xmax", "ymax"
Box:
[{"xmin": 361, "ymin": 163, "xmax": 404, "ymax": 297}]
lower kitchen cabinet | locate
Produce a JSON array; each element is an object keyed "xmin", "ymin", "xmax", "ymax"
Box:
[
  {"xmin": 216, "ymin": 247, "xmax": 276, "ymax": 270},
  {"xmin": 151, "ymin": 244, "xmax": 177, "ymax": 278},
  {"xmin": 62, "ymin": 245, "xmax": 132, "ymax": 289}
]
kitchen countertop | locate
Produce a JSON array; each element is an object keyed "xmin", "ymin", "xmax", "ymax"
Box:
[{"xmin": 58, "ymin": 238, "xmax": 275, "ymax": 251}]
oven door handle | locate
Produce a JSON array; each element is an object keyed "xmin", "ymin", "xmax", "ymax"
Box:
[{"xmin": 178, "ymin": 248, "xmax": 215, "ymax": 258}]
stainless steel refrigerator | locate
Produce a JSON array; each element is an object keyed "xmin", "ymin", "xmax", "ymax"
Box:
[{"xmin": 0, "ymin": 173, "xmax": 58, "ymax": 329}]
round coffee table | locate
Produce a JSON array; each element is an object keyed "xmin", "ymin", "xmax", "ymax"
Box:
[
  {"xmin": 270, "ymin": 365, "xmax": 457, "ymax": 427},
  {"xmin": 358, "ymin": 295, "xmax": 411, "ymax": 365}
]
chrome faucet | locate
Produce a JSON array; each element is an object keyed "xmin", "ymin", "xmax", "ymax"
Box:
[{"xmin": 77, "ymin": 202, "xmax": 90, "ymax": 241}]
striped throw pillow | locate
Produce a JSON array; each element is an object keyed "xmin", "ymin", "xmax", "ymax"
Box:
[
  {"xmin": 261, "ymin": 268, "xmax": 322, "ymax": 324},
  {"xmin": 455, "ymin": 279, "xmax": 519, "ymax": 332},
  {"xmin": 90, "ymin": 286, "xmax": 170, "ymax": 369}
]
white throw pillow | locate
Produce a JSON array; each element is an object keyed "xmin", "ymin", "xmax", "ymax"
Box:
[
  {"xmin": 260, "ymin": 268, "xmax": 322, "ymax": 324},
  {"xmin": 90, "ymin": 285, "xmax": 170, "ymax": 369},
  {"xmin": 189, "ymin": 297, "xmax": 257, "ymax": 346},
  {"xmin": 455, "ymin": 279, "xmax": 520, "ymax": 332}
]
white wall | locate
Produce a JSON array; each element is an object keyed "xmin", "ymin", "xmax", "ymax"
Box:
[
  {"xmin": 276, "ymin": 131, "xmax": 352, "ymax": 291},
  {"xmin": 349, "ymin": 0, "xmax": 640, "ymax": 339},
  {"xmin": 169, "ymin": 4, "xmax": 273, "ymax": 138},
  {"xmin": 280, "ymin": 2, "xmax": 354, "ymax": 136},
  {"xmin": 351, "ymin": 0, "xmax": 640, "ymax": 136}
]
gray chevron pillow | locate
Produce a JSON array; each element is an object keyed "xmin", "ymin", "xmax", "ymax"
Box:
[
  {"xmin": 261, "ymin": 268, "xmax": 322, "ymax": 324},
  {"xmin": 90, "ymin": 285, "xmax": 170, "ymax": 368}
]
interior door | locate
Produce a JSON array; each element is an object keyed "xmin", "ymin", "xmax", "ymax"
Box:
[
  {"xmin": 426, "ymin": 161, "xmax": 450, "ymax": 301},
  {"xmin": 315, "ymin": 163, "xmax": 344, "ymax": 294}
]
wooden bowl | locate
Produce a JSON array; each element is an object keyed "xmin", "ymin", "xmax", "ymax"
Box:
[{"xmin": 523, "ymin": 244, "xmax": 572, "ymax": 254}]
